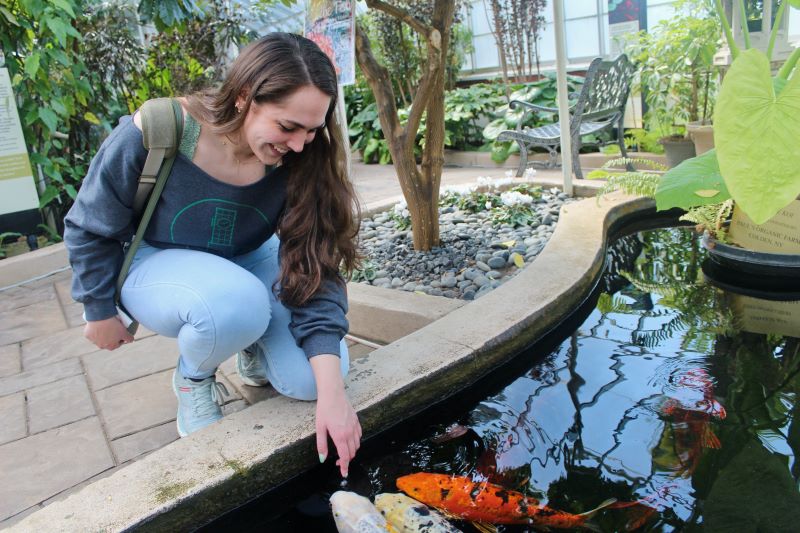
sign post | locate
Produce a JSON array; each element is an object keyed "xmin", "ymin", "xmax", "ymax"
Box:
[
  {"xmin": 305, "ymin": 0, "xmax": 356, "ymax": 177},
  {"xmin": 0, "ymin": 62, "xmax": 41, "ymax": 235}
]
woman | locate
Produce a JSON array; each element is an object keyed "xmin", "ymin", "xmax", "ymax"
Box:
[{"xmin": 64, "ymin": 33, "xmax": 361, "ymax": 477}]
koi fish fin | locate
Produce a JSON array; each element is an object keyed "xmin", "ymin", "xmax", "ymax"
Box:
[
  {"xmin": 574, "ymin": 497, "xmax": 618, "ymax": 531},
  {"xmin": 471, "ymin": 521, "xmax": 498, "ymax": 533},
  {"xmin": 700, "ymin": 424, "xmax": 721, "ymax": 449},
  {"xmin": 579, "ymin": 498, "xmax": 618, "ymax": 518}
]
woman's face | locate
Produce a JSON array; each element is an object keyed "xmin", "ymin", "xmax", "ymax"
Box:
[{"xmin": 239, "ymin": 85, "xmax": 332, "ymax": 165}]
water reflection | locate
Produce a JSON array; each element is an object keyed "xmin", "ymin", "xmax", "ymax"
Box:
[{"xmin": 382, "ymin": 227, "xmax": 799, "ymax": 531}]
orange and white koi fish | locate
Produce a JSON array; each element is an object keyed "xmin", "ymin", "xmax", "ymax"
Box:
[{"xmin": 396, "ymin": 472, "xmax": 615, "ymax": 528}]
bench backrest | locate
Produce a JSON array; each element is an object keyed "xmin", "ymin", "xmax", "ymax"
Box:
[{"xmin": 572, "ymin": 54, "xmax": 633, "ymax": 125}]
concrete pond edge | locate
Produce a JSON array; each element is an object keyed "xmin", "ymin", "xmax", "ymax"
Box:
[{"xmin": 10, "ymin": 193, "xmax": 653, "ymax": 532}]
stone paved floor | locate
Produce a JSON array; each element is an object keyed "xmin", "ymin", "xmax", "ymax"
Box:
[{"xmin": 0, "ymin": 161, "xmax": 581, "ymax": 527}]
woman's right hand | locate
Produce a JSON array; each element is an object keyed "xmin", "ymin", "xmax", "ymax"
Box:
[{"xmin": 84, "ymin": 317, "xmax": 134, "ymax": 350}]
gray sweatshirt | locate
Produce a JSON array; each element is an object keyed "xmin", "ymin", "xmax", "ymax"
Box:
[{"xmin": 64, "ymin": 116, "xmax": 348, "ymax": 358}]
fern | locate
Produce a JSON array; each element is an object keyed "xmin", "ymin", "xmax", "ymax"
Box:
[
  {"xmin": 588, "ymin": 157, "xmax": 666, "ymax": 202},
  {"xmin": 679, "ymin": 199, "xmax": 734, "ymax": 240}
]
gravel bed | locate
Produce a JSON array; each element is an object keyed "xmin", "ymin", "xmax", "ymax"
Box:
[{"xmin": 355, "ymin": 187, "xmax": 575, "ymax": 300}]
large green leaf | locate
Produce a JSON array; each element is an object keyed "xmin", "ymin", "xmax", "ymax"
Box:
[
  {"xmin": 655, "ymin": 149, "xmax": 731, "ymax": 211},
  {"xmin": 714, "ymin": 49, "xmax": 800, "ymax": 224}
]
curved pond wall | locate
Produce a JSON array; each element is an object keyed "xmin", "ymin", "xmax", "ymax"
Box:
[{"xmin": 10, "ymin": 193, "xmax": 653, "ymax": 532}]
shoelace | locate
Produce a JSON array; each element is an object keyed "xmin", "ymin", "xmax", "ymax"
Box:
[{"xmin": 191, "ymin": 380, "xmax": 229, "ymax": 417}]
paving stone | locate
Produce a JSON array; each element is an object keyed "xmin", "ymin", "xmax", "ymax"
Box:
[
  {"xmin": 20, "ymin": 325, "xmax": 98, "ymax": 370},
  {"xmin": 0, "ymin": 300, "xmax": 68, "ymax": 346},
  {"xmin": 0, "ymin": 392, "xmax": 26, "ymax": 445},
  {"xmin": 0, "ymin": 358, "xmax": 82, "ymax": 397},
  {"xmin": 348, "ymin": 343, "xmax": 375, "ymax": 360},
  {"xmin": 94, "ymin": 370, "xmax": 177, "ymax": 440},
  {"xmin": 110, "ymin": 422, "xmax": 178, "ymax": 464},
  {"xmin": 0, "ymin": 502, "xmax": 40, "ymax": 530},
  {"xmin": 83, "ymin": 335, "xmax": 178, "ymax": 391},
  {"xmin": 27, "ymin": 375, "xmax": 95, "ymax": 434},
  {"xmin": 41, "ymin": 465, "xmax": 120, "ymax": 507},
  {"xmin": 0, "ymin": 343, "xmax": 21, "ymax": 378},
  {"xmin": 0, "ymin": 283, "xmax": 57, "ymax": 313},
  {"xmin": 0, "ymin": 417, "xmax": 113, "ymax": 521},
  {"xmin": 54, "ymin": 278, "xmax": 85, "ymax": 328}
]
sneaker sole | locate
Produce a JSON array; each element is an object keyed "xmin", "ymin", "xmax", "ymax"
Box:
[{"xmin": 171, "ymin": 372, "xmax": 189, "ymax": 438}]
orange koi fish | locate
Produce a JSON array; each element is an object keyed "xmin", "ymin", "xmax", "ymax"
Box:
[{"xmin": 396, "ymin": 472, "xmax": 615, "ymax": 528}]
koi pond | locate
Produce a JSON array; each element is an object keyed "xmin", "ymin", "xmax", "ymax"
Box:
[{"xmin": 205, "ymin": 226, "xmax": 800, "ymax": 532}]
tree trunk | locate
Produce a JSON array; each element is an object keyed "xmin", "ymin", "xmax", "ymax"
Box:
[{"xmin": 356, "ymin": 0, "xmax": 455, "ymax": 251}]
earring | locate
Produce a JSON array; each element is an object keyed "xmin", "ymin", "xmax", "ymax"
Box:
[{"xmin": 235, "ymin": 103, "xmax": 241, "ymax": 114}]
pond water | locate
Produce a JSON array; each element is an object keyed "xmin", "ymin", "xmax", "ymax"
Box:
[{"xmin": 205, "ymin": 226, "xmax": 800, "ymax": 532}]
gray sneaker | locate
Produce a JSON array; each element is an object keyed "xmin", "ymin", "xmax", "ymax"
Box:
[
  {"xmin": 236, "ymin": 347, "xmax": 269, "ymax": 387},
  {"xmin": 172, "ymin": 371, "xmax": 229, "ymax": 437}
]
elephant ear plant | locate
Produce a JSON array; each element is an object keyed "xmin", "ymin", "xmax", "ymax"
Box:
[{"xmin": 638, "ymin": 0, "xmax": 800, "ymax": 228}]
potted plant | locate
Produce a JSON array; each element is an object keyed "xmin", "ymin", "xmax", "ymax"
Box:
[
  {"xmin": 595, "ymin": 0, "xmax": 800, "ymax": 274},
  {"xmin": 625, "ymin": 0, "xmax": 721, "ymax": 166}
]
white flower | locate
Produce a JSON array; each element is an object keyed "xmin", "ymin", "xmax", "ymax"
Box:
[
  {"xmin": 393, "ymin": 200, "xmax": 407, "ymax": 215},
  {"xmin": 524, "ymin": 168, "xmax": 537, "ymax": 178},
  {"xmin": 485, "ymin": 201, "xmax": 492, "ymax": 210},
  {"xmin": 505, "ymin": 169, "xmax": 514, "ymax": 178},
  {"xmin": 500, "ymin": 191, "xmax": 534, "ymax": 206},
  {"xmin": 441, "ymin": 184, "xmax": 476, "ymax": 196}
]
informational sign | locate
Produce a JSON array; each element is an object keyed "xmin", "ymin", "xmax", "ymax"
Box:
[
  {"xmin": 0, "ymin": 67, "xmax": 40, "ymax": 233},
  {"xmin": 305, "ymin": 0, "xmax": 356, "ymax": 86},
  {"xmin": 729, "ymin": 294, "xmax": 800, "ymax": 337},
  {"xmin": 608, "ymin": 0, "xmax": 646, "ymax": 56},
  {"xmin": 729, "ymin": 200, "xmax": 800, "ymax": 254}
]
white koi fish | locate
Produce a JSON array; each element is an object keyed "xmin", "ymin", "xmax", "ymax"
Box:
[
  {"xmin": 330, "ymin": 490, "xmax": 396, "ymax": 533},
  {"xmin": 375, "ymin": 493, "xmax": 463, "ymax": 533}
]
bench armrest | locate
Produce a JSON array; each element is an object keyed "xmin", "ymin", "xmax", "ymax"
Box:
[{"xmin": 508, "ymin": 99, "xmax": 577, "ymax": 131}]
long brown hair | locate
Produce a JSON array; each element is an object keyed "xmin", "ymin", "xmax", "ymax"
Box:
[{"xmin": 186, "ymin": 33, "xmax": 360, "ymax": 306}]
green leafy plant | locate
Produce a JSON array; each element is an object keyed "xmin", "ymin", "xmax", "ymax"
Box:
[
  {"xmin": 346, "ymin": 259, "xmax": 377, "ymax": 282},
  {"xmin": 590, "ymin": 157, "xmax": 732, "ymax": 238},
  {"xmin": 654, "ymin": 0, "xmax": 800, "ymax": 225},
  {"xmin": 439, "ymin": 190, "xmax": 500, "ymax": 213},
  {"xmin": 624, "ymin": 0, "xmax": 721, "ymax": 140},
  {"xmin": 489, "ymin": 204, "xmax": 538, "ymax": 227},
  {"xmin": 0, "ymin": 232, "xmax": 23, "ymax": 259},
  {"xmin": 588, "ymin": 157, "xmax": 666, "ymax": 199}
]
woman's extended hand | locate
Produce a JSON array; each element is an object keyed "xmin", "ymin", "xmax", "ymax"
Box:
[
  {"xmin": 310, "ymin": 354, "xmax": 361, "ymax": 478},
  {"xmin": 84, "ymin": 316, "xmax": 134, "ymax": 350}
]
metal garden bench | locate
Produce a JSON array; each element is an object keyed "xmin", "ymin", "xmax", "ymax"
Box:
[{"xmin": 498, "ymin": 54, "xmax": 634, "ymax": 179}]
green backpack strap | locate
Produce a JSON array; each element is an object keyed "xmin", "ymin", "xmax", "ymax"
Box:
[
  {"xmin": 132, "ymin": 98, "xmax": 182, "ymax": 217},
  {"xmin": 114, "ymin": 98, "xmax": 184, "ymax": 333}
]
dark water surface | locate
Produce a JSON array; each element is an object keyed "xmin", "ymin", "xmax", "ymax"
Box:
[{"xmin": 205, "ymin": 227, "xmax": 799, "ymax": 532}]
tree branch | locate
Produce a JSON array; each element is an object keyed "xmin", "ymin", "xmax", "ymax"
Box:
[
  {"xmin": 354, "ymin": 23, "xmax": 403, "ymax": 141},
  {"xmin": 364, "ymin": 0, "xmax": 438, "ymax": 49}
]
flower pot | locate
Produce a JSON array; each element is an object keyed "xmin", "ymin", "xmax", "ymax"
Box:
[
  {"xmin": 700, "ymin": 197, "xmax": 800, "ymax": 289},
  {"xmin": 659, "ymin": 136, "xmax": 696, "ymax": 168},
  {"xmin": 686, "ymin": 120, "xmax": 714, "ymax": 155}
]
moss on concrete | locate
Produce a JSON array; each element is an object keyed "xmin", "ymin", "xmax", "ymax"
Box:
[{"xmin": 154, "ymin": 481, "xmax": 196, "ymax": 505}]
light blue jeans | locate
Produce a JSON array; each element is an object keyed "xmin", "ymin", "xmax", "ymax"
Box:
[{"xmin": 120, "ymin": 235, "xmax": 349, "ymax": 400}]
